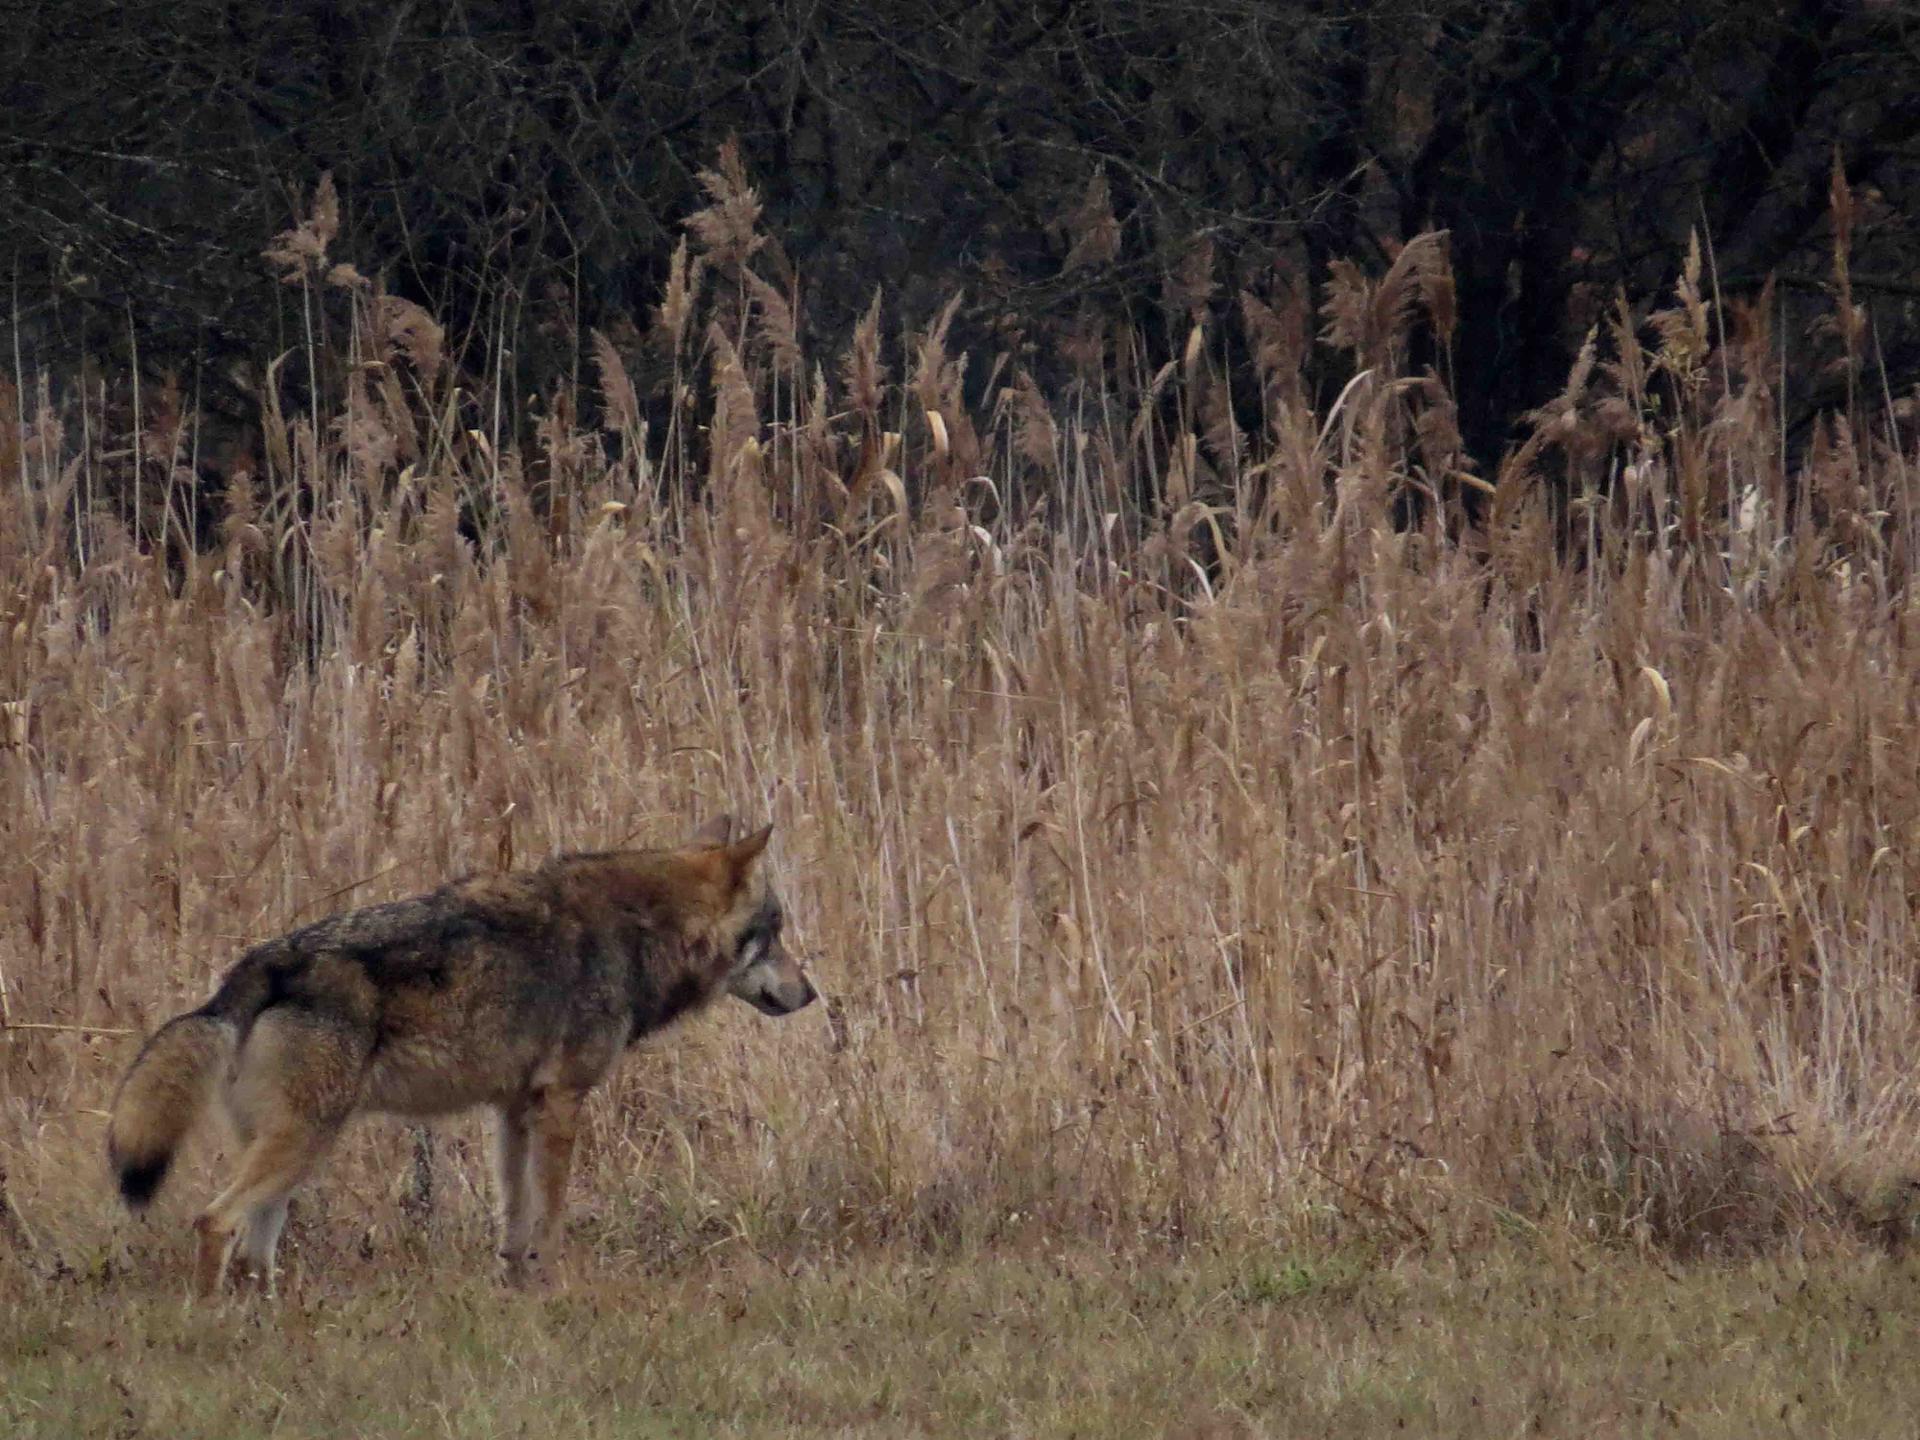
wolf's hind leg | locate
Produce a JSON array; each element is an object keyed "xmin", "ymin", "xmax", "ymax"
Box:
[
  {"xmin": 205, "ymin": 1110, "xmax": 291, "ymax": 1295},
  {"xmin": 232, "ymin": 1197, "xmax": 292, "ymax": 1295},
  {"xmin": 194, "ymin": 1123, "xmax": 337, "ymax": 1296},
  {"xmin": 195, "ymin": 1012, "xmax": 362, "ymax": 1297}
]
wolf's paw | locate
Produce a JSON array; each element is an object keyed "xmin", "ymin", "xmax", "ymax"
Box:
[
  {"xmin": 499, "ymin": 1249, "xmax": 533, "ymax": 1289},
  {"xmin": 229, "ymin": 1257, "xmax": 277, "ymax": 1300},
  {"xmin": 500, "ymin": 1247, "xmax": 562, "ymax": 1291}
]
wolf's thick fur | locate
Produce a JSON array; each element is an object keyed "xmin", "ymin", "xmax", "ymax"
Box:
[{"xmin": 107, "ymin": 816, "xmax": 814, "ymax": 1294}]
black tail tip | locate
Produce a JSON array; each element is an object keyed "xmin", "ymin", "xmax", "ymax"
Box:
[{"xmin": 116, "ymin": 1156, "xmax": 169, "ymax": 1210}]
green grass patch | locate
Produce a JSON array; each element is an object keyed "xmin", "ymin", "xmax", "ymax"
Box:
[{"xmin": 4, "ymin": 1237, "xmax": 1917, "ymax": 1437}]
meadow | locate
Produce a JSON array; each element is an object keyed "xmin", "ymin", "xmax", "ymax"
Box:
[{"xmin": 4, "ymin": 160, "xmax": 1920, "ymax": 1434}]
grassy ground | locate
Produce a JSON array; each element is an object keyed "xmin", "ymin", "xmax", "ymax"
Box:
[{"xmin": 5, "ymin": 1225, "xmax": 1917, "ymax": 1438}]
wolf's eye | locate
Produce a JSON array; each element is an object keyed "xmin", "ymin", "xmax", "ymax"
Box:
[{"xmin": 738, "ymin": 905, "xmax": 782, "ymax": 961}]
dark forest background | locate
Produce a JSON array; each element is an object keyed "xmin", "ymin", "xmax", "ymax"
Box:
[{"xmin": 3, "ymin": 0, "xmax": 1917, "ymax": 472}]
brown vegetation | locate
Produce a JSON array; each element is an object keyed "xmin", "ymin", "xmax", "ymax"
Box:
[{"xmin": 3, "ymin": 158, "xmax": 1920, "ymax": 1294}]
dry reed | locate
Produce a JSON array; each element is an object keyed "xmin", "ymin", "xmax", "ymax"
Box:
[{"xmin": 3, "ymin": 159, "xmax": 1919, "ymax": 1282}]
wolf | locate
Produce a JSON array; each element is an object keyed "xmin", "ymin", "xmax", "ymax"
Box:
[{"xmin": 105, "ymin": 815, "xmax": 815, "ymax": 1294}]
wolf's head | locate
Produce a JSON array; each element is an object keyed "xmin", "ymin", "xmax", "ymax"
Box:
[{"xmin": 691, "ymin": 815, "xmax": 817, "ymax": 1018}]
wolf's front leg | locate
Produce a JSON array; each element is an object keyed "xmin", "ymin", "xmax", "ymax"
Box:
[
  {"xmin": 522, "ymin": 1085, "xmax": 584, "ymax": 1281},
  {"xmin": 492, "ymin": 1103, "xmax": 534, "ymax": 1284}
]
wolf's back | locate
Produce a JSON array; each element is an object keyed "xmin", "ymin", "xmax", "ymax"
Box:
[{"xmin": 106, "ymin": 948, "xmax": 280, "ymax": 1208}]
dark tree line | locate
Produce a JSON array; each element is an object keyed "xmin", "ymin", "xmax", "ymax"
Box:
[{"xmin": 3, "ymin": 0, "xmax": 1917, "ymax": 466}]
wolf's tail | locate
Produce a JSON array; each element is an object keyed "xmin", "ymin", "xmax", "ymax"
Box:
[
  {"xmin": 107, "ymin": 948, "xmax": 282, "ymax": 1208},
  {"xmin": 106, "ymin": 1010, "xmax": 238, "ymax": 1209}
]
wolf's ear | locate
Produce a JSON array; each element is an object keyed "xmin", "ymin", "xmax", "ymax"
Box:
[
  {"xmin": 690, "ymin": 814, "xmax": 735, "ymax": 848},
  {"xmin": 722, "ymin": 823, "xmax": 774, "ymax": 878}
]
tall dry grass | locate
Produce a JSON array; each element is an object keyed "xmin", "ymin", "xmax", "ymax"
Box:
[{"xmin": 3, "ymin": 158, "xmax": 1919, "ymax": 1281}]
